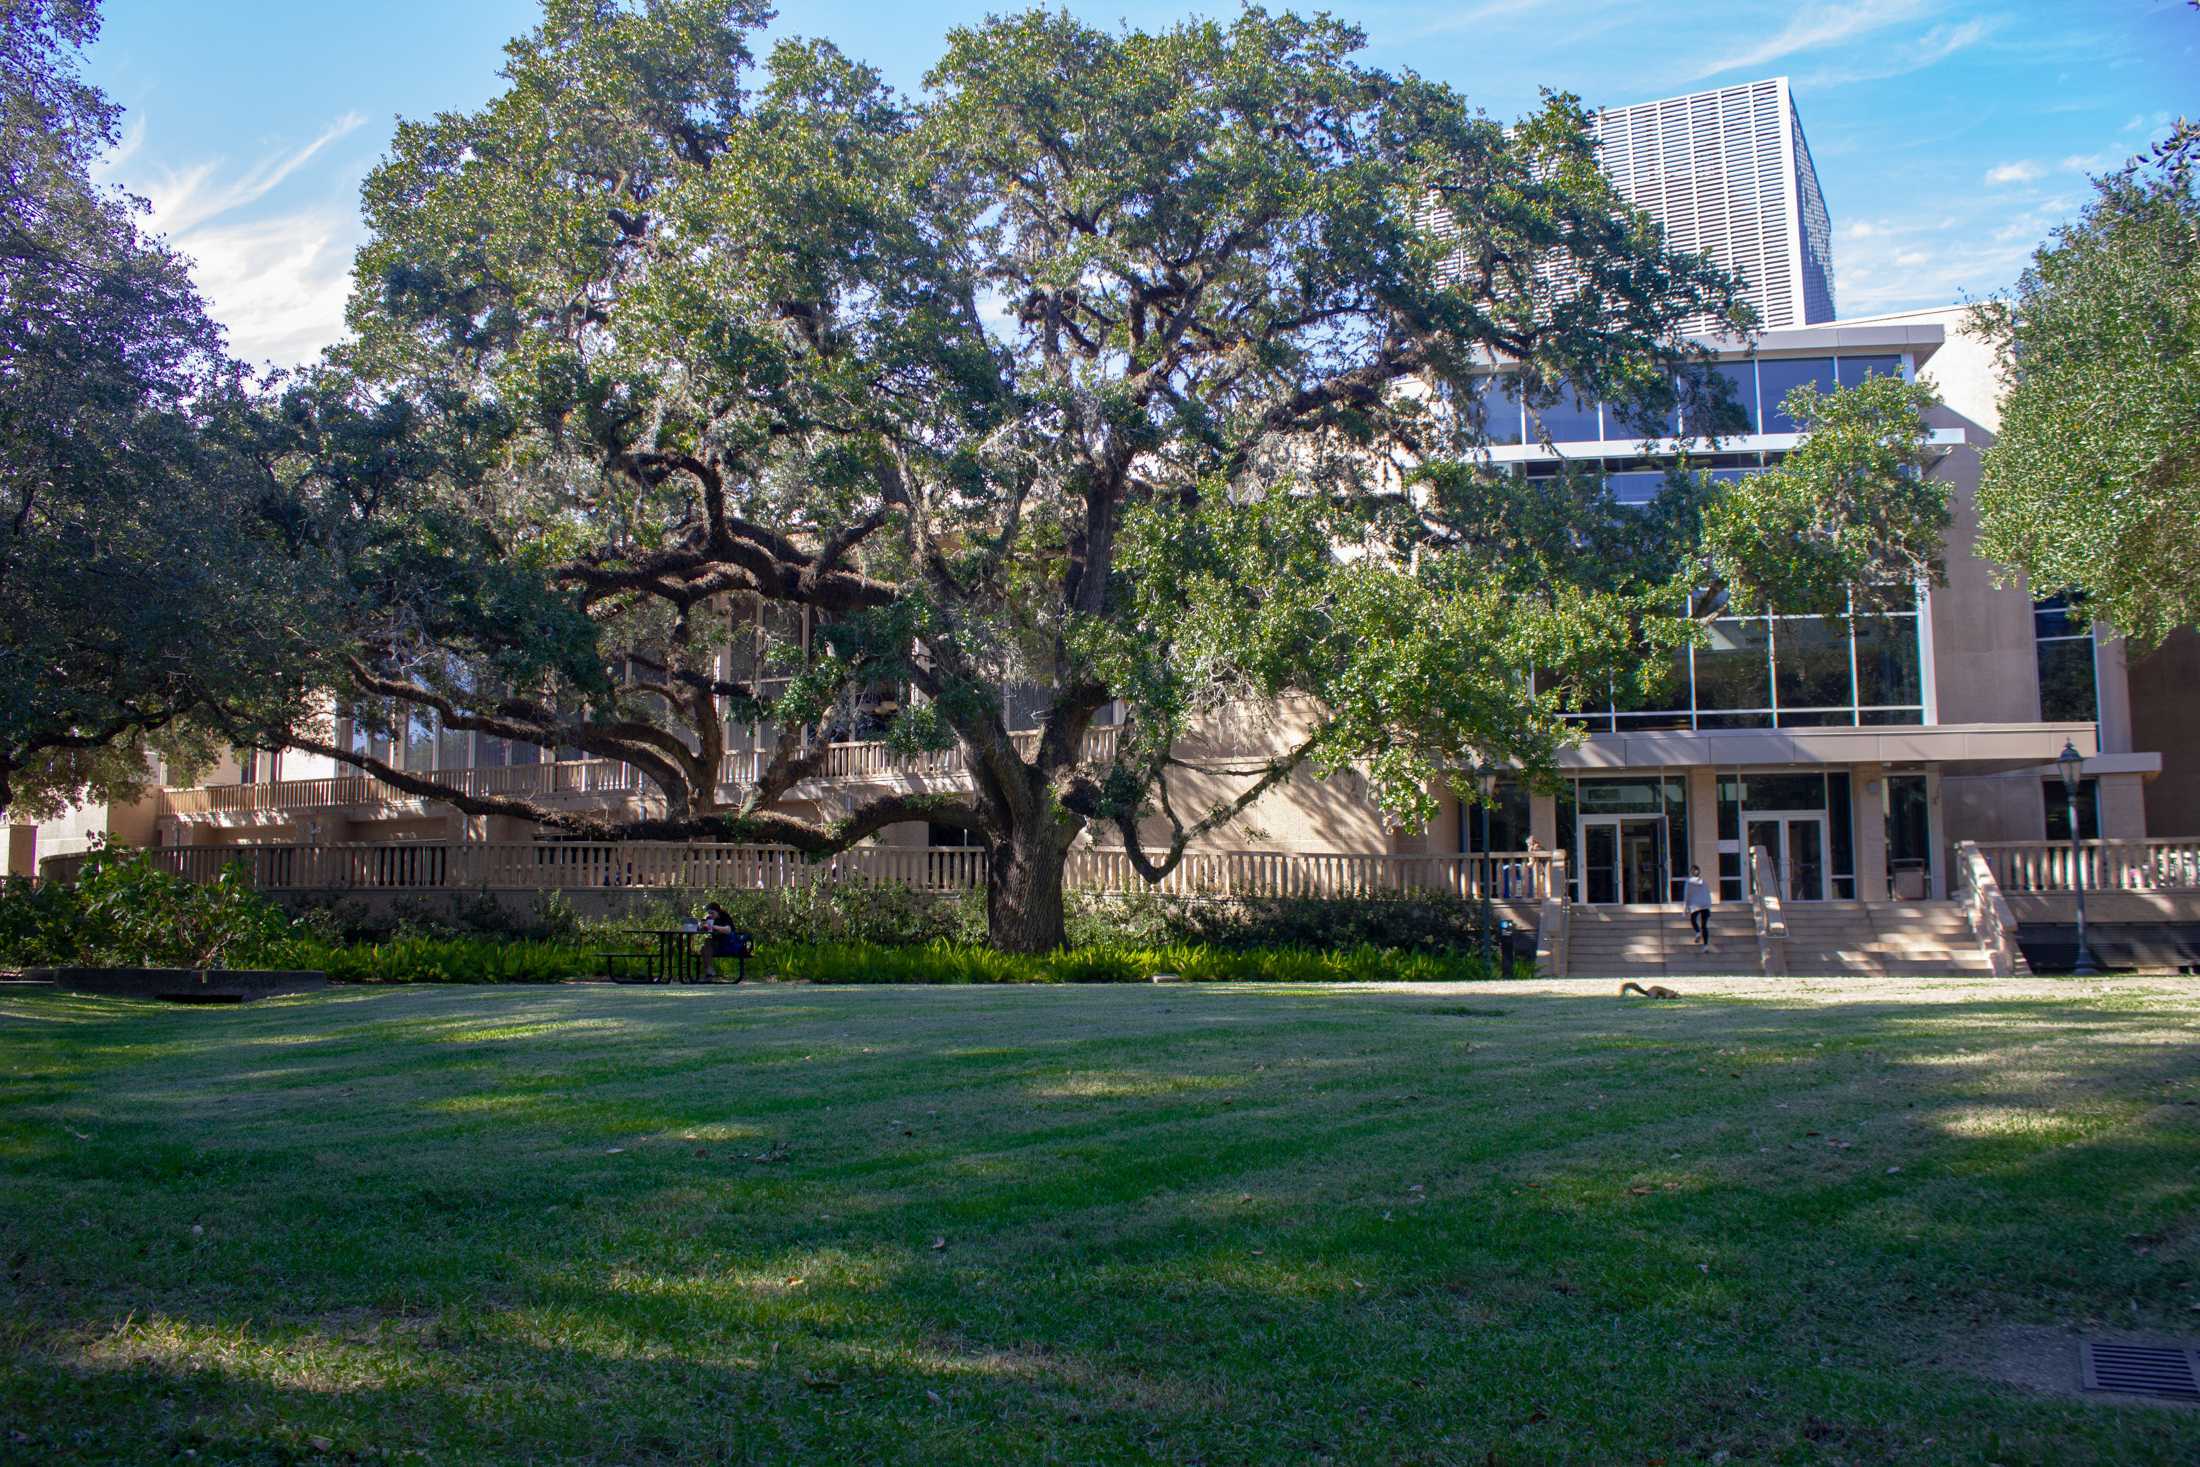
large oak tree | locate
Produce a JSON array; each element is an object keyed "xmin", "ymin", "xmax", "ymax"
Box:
[
  {"xmin": 0, "ymin": 0, "xmax": 320, "ymax": 821},
  {"xmin": 1972, "ymin": 141, "xmax": 2200, "ymax": 647},
  {"xmin": 275, "ymin": 1, "xmax": 1939, "ymax": 949}
]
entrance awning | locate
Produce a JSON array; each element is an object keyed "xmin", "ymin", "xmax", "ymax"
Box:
[{"xmin": 1556, "ymin": 722, "xmax": 2155, "ymax": 775}]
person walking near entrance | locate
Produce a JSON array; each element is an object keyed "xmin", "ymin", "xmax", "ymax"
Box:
[{"xmin": 1683, "ymin": 865, "xmax": 1713, "ymax": 947}]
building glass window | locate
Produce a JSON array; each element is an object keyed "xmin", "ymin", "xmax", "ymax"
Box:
[
  {"xmin": 1758, "ymin": 356, "xmax": 1836, "ymax": 432},
  {"xmin": 1853, "ymin": 613, "xmax": 1923, "ymax": 710},
  {"xmin": 1606, "ymin": 467, "xmax": 1667, "ymax": 504},
  {"xmin": 1459, "ymin": 777, "xmax": 1532, "ymax": 854},
  {"xmin": 1528, "ymin": 386, "xmax": 1600, "ymax": 443},
  {"xmin": 1772, "ymin": 615, "xmax": 1853, "ymax": 716},
  {"xmin": 403, "ymin": 710, "xmax": 437, "ymax": 773},
  {"xmin": 1559, "ymin": 595, "xmax": 1926, "ymax": 732},
  {"xmin": 1473, "ymin": 374, "xmax": 1523, "ymax": 446},
  {"xmin": 2034, "ymin": 595, "xmax": 2098, "ymax": 723},
  {"xmin": 2043, "ymin": 779, "xmax": 2099, "ymax": 843},
  {"xmin": 438, "ymin": 723, "xmax": 472, "ymax": 772},
  {"xmin": 343, "ymin": 704, "xmax": 394, "ymax": 766},
  {"xmin": 1679, "ymin": 361, "xmax": 1757, "ymax": 436},
  {"xmin": 1694, "ymin": 617, "xmax": 1773, "ymax": 715},
  {"xmin": 1835, "ymin": 354, "xmax": 1904, "ymax": 385}
]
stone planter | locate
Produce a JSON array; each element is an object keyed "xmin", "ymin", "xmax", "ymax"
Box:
[{"xmin": 30, "ymin": 967, "xmax": 328, "ymax": 1003}]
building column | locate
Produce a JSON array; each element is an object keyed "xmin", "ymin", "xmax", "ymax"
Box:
[
  {"xmin": 1529, "ymin": 789, "xmax": 1558, "ymax": 854},
  {"xmin": 6, "ymin": 825, "xmax": 36, "ymax": 879},
  {"xmin": 1686, "ymin": 767, "xmax": 1719, "ymax": 884},
  {"xmin": 1853, "ymin": 763, "xmax": 1890, "ymax": 901},
  {"xmin": 2097, "ymin": 773, "xmax": 2148, "ymax": 841},
  {"xmin": 2095, "ymin": 635, "xmax": 2135, "ymax": 755}
]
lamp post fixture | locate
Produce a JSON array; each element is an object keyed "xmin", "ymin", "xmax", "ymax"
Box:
[{"xmin": 2057, "ymin": 740, "xmax": 2100, "ymax": 976}]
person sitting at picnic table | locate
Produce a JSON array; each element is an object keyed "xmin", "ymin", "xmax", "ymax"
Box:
[{"xmin": 698, "ymin": 902, "xmax": 743, "ymax": 982}]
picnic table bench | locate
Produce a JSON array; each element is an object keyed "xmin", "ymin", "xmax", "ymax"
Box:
[{"xmin": 597, "ymin": 927, "xmax": 754, "ymax": 983}]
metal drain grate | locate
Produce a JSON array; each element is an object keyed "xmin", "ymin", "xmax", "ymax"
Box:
[{"xmin": 2080, "ymin": 1341, "xmax": 2200, "ymax": 1399}]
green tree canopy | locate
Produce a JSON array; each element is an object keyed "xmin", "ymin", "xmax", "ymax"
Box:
[
  {"xmin": 1972, "ymin": 150, "xmax": 2200, "ymax": 647},
  {"xmin": 0, "ymin": 0, "xmax": 321, "ymax": 820},
  {"xmin": 280, "ymin": 1, "xmax": 1942, "ymax": 949}
]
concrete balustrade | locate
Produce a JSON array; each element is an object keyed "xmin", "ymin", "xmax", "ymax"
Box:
[{"xmin": 57, "ymin": 840, "xmax": 1557, "ymax": 902}]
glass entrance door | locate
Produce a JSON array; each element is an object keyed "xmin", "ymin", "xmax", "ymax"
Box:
[
  {"xmin": 1621, "ymin": 821, "xmax": 1663, "ymax": 905},
  {"xmin": 1745, "ymin": 815, "xmax": 1827, "ymax": 901},
  {"xmin": 1584, "ymin": 821, "xmax": 1619, "ymax": 905},
  {"xmin": 1582, "ymin": 816, "xmax": 1667, "ymax": 904}
]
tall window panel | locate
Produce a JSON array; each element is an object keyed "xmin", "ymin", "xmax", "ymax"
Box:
[{"xmin": 2034, "ymin": 595, "xmax": 2098, "ymax": 724}]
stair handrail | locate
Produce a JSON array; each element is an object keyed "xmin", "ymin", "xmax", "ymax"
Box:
[
  {"xmin": 1749, "ymin": 845, "xmax": 1789, "ymax": 977},
  {"xmin": 1955, "ymin": 839, "xmax": 2026, "ymax": 978}
]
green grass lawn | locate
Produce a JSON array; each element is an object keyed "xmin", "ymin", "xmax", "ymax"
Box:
[{"xmin": 3, "ymin": 978, "xmax": 2198, "ymax": 1465}]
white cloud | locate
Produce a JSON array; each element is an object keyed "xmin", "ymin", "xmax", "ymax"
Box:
[
  {"xmin": 169, "ymin": 209, "xmax": 364, "ymax": 370},
  {"xmin": 1801, "ymin": 17, "xmax": 1996, "ymax": 87},
  {"xmin": 140, "ymin": 112, "xmax": 365, "ymax": 237},
  {"xmin": 1417, "ymin": 0, "xmax": 1552, "ymax": 33},
  {"xmin": 93, "ymin": 116, "xmax": 147, "ymax": 181},
  {"xmin": 1984, "ymin": 159, "xmax": 2043, "ymax": 185},
  {"xmin": 103, "ymin": 113, "xmax": 372, "ymax": 369},
  {"xmin": 1687, "ymin": 0, "xmax": 1926, "ymax": 81},
  {"xmin": 2059, "ymin": 150, "xmax": 2123, "ymax": 174},
  {"xmin": 1833, "ymin": 198, "xmax": 2078, "ymax": 315}
]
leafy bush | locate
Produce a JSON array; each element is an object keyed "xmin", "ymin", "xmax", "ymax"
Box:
[
  {"xmin": 281, "ymin": 889, "xmax": 586, "ymax": 944},
  {"xmin": 270, "ymin": 878, "xmax": 1519, "ymax": 960},
  {"xmin": 0, "ymin": 845, "xmax": 294, "ymax": 969},
  {"xmin": 765, "ymin": 939, "xmax": 1515, "ymax": 985},
  {"xmin": 214, "ymin": 934, "xmax": 1520, "ymax": 986},
  {"xmin": 1160, "ymin": 890, "xmax": 1518, "ymax": 953},
  {"xmin": 0, "ymin": 854, "xmax": 1532, "ymax": 985},
  {"xmin": 285, "ymin": 935, "xmax": 600, "ymax": 984}
]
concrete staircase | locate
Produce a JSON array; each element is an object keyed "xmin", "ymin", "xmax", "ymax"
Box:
[
  {"xmin": 1565, "ymin": 906, "xmax": 1760, "ymax": 978},
  {"xmin": 1561, "ymin": 900, "xmax": 1994, "ymax": 978},
  {"xmin": 1780, "ymin": 900, "xmax": 1995, "ymax": 976}
]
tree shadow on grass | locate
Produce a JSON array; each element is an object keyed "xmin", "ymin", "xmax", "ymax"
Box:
[{"xmin": 3, "ymin": 985, "xmax": 2198, "ymax": 1463}]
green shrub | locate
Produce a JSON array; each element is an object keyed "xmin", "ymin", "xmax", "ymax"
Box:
[
  {"xmin": 270, "ymin": 878, "xmax": 1520, "ymax": 960},
  {"xmin": 0, "ymin": 845, "xmax": 294, "ymax": 970},
  {"xmin": 284, "ymin": 934, "xmax": 600, "ymax": 984},
  {"xmin": 767, "ymin": 939, "xmax": 1514, "ymax": 986},
  {"xmin": 174, "ymin": 933, "xmax": 1522, "ymax": 986},
  {"xmin": 1154, "ymin": 890, "xmax": 1515, "ymax": 952}
]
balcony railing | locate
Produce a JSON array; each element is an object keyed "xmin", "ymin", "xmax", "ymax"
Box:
[
  {"xmin": 99, "ymin": 840, "xmax": 1556, "ymax": 902},
  {"xmin": 1969, "ymin": 838, "xmax": 2200, "ymax": 894},
  {"xmin": 158, "ymin": 726, "xmax": 1123, "ymax": 820}
]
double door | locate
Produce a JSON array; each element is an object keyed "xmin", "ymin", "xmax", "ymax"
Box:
[
  {"xmin": 1745, "ymin": 814, "xmax": 1826, "ymax": 902},
  {"xmin": 1581, "ymin": 816, "xmax": 1666, "ymax": 905}
]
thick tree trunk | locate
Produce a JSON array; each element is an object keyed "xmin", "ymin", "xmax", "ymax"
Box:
[{"xmin": 986, "ymin": 811, "xmax": 1081, "ymax": 954}]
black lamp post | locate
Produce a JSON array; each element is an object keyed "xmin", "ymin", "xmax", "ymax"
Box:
[{"xmin": 2056, "ymin": 740, "xmax": 2100, "ymax": 976}]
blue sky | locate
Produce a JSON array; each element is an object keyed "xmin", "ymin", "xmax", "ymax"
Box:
[{"xmin": 84, "ymin": 0, "xmax": 2197, "ymax": 369}]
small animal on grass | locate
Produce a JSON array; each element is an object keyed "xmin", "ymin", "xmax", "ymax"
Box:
[{"xmin": 1619, "ymin": 982, "xmax": 1681, "ymax": 999}]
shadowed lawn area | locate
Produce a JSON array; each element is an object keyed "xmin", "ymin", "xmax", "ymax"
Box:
[{"xmin": 3, "ymin": 979, "xmax": 2198, "ymax": 1464}]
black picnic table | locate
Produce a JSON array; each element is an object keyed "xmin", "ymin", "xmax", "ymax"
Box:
[{"xmin": 601, "ymin": 927, "xmax": 708, "ymax": 983}]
